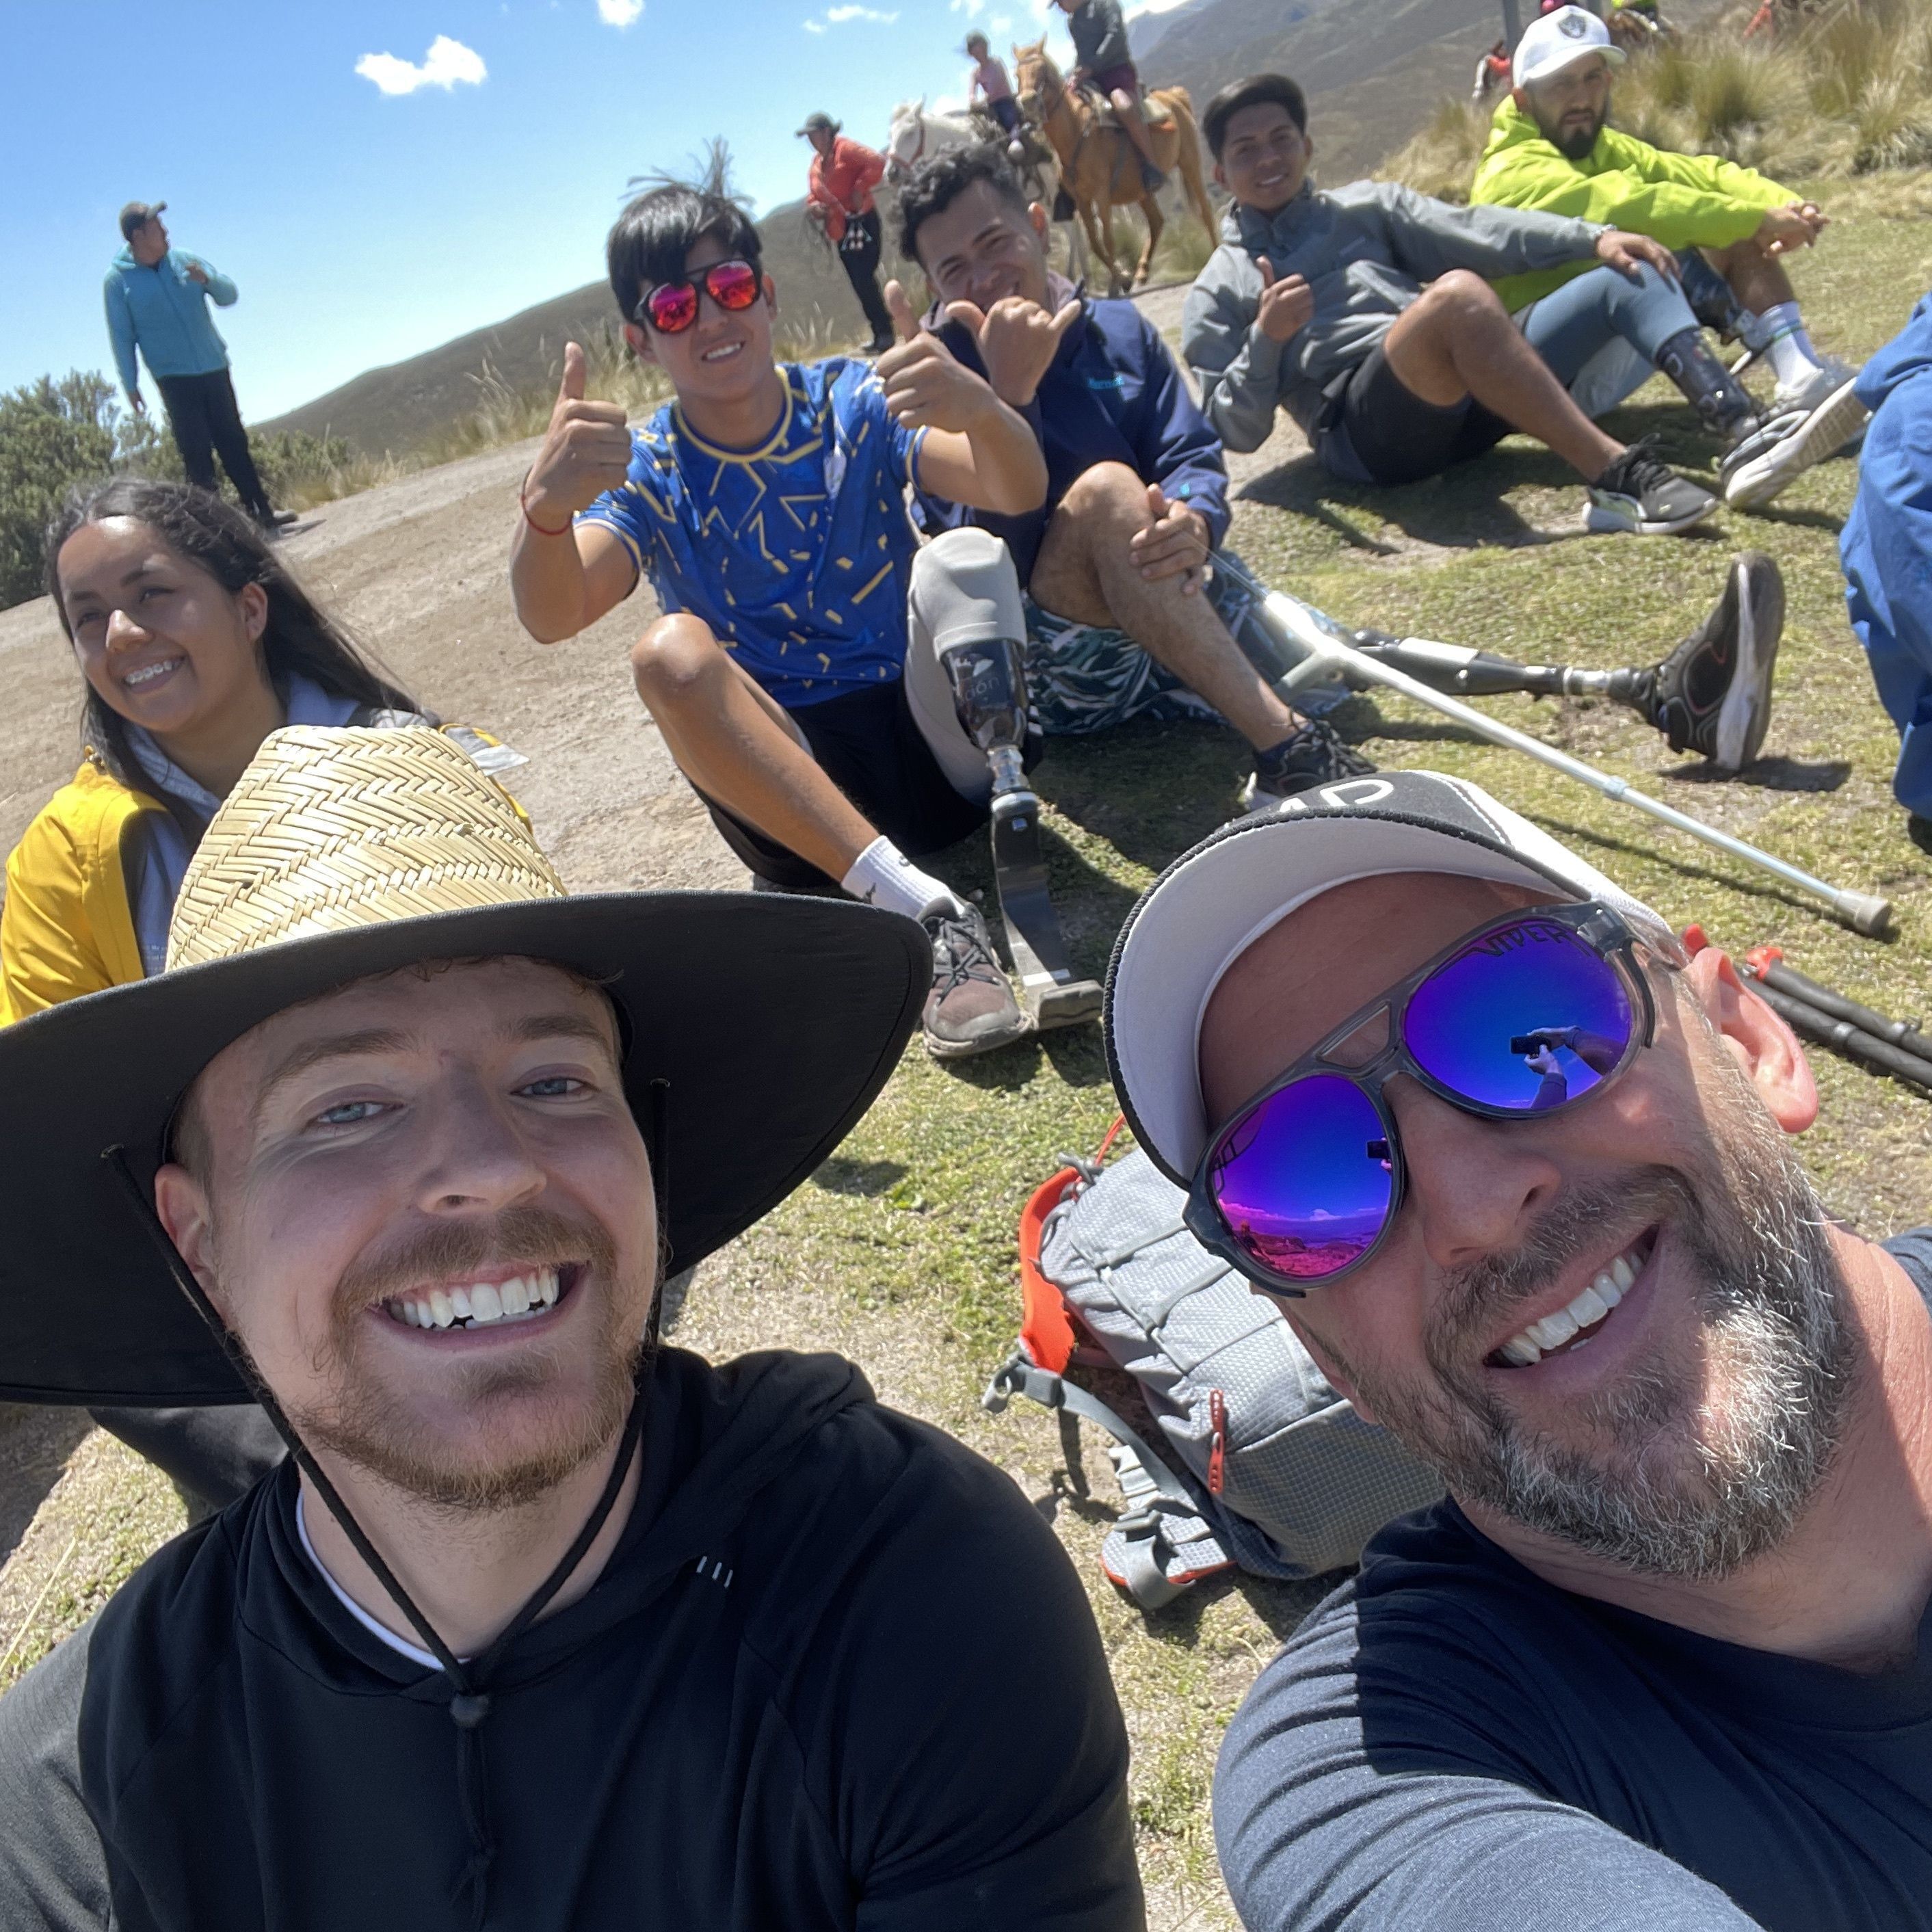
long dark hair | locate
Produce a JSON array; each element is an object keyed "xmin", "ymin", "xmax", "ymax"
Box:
[{"xmin": 44, "ymin": 478, "xmax": 419, "ymax": 790}]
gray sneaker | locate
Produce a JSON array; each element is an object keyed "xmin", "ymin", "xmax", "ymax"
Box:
[
  {"xmin": 1722, "ymin": 378, "xmax": 1870, "ymax": 510},
  {"xmin": 1585, "ymin": 439, "xmax": 1719, "ymax": 535},
  {"xmin": 921, "ymin": 902, "xmax": 1029, "ymax": 1060}
]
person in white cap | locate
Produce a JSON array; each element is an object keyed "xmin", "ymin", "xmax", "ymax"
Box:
[
  {"xmin": 1472, "ymin": 5, "xmax": 1866, "ymax": 510},
  {"xmin": 1104, "ymin": 769, "xmax": 1932, "ymax": 1931}
]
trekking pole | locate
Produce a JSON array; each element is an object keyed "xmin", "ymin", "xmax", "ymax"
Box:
[
  {"xmin": 1742, "ymin": 945, "xmax": 1932, "ymax": 1062},
  {"xmin": 1217, "ymin": 557, "xmax": 1894, "ymax": 938},
  {"xmin": 1683, "ymin": 931, "xmax": 1932, "ymax": 1091}
]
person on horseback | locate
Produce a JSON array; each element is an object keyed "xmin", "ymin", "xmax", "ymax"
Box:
[
  {"xmin": 1053, "ymin": 0, "xmax": 1165, "ymax": 192},
  {"xmin": 1184, "ymin": 73, "xmax": 1721, "ymax": 536},
  {"xmin": 965, "ymin": 33, "xmax": 1020, "ymax": 140},
  {"xmin": 897, "ymin": 146, "xmax": 1373, "ymax": 805}
]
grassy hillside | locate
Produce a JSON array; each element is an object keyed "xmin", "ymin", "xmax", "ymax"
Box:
[{"xmin": 258, "ymin": 194, "xmax": 918, "ymax": 458}]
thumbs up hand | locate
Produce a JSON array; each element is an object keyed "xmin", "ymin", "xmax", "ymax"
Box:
[
  {"xmin": 522, "ymin": 341, "xmax": 635, "ymax": 526},
  {"xmin": 1254, "ymin": 256, "xmax": 1314, "ymax": 344},
  {"xmin": 873, "ymin": 281, "xmax": 1005, "ymax": 435}
]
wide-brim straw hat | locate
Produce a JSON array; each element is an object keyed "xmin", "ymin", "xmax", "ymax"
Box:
[{"xmin": 0, "ymin": 727, "xmax": 927, "ymax": 1405}]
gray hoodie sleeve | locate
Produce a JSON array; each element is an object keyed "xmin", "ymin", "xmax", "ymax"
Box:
[
  {"xmin": 1182, "ymin": 248, "xmax": 1288, "ymax": 455},
  {"xmin": 1364, "ymin": 182, "xmax": 1604, "ymax": 286}
]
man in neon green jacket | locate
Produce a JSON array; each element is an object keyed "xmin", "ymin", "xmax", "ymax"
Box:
[{"xmin": 1471, "ymin": 8, "xmax": 1862, "ymax": 507}]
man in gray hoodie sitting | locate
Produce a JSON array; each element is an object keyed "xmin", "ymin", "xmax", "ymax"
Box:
[{"xmin": 1182, "ymin": 74, "xmax": 1717, "ymax": 536}]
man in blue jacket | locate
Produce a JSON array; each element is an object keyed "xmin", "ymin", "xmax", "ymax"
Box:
[
  {"xmin": 105, "ymin": 202, "xmax": 289, "ymax": 531},
  {"xmin": 897, "ymin": 146, "xmax": 1370, "ymax": 803},
  {"xmin": 1840, "ymin": 293, "xmax": 1932, "ymax": 850}
]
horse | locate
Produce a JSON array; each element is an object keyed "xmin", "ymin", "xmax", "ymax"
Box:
[
  {"xmin": 883, "ymin": 98, "xmax": 979, "ymax": 182},
  {"xmin": 1011, "ymin": 40, "xmax": 1216, "ymax": 294},
  {"xmin": 879, "ymin": 94, "xmax": 1089, "ymax": 282}
]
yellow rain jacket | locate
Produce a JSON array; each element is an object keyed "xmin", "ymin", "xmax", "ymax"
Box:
[
  {"xmin": 1, "ymin": 756, "xmax": 165, "ymax": 1022},
  {"xmin": 1470, "ymin": 98, "xmax": 1796, "ymax": 310}
]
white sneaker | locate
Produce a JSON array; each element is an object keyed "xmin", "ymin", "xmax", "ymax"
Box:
[
  {"xmin": 1721, "ymin": 379, "xmax": 1870, "ymax": 510},
  {"xmin": 1772, "ymin": 354, "xmax": 1860, "ymax": 416}
]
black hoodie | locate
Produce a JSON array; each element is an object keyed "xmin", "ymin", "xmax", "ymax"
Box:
[{"xmin": 0, "ymin": 1348, "xmax": 1143, "ymax": 1930}]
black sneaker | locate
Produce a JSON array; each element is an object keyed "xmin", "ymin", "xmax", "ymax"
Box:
[
  {"xmin": 1626, "ymin": 551, "xmax": 1784, "ymax": 771},
  {"xmin": 1240, "ymin": 721, "xmax": 1377, "ymax": 808},
  {"xmin": 921, "ymin": 902, "xmax": 1029, "ymax": 1060},
  {"xmin": 863, "ymin": 330, "xmax": 897, "ymax": 356},
  {"xmin": 1585, "ymin": 438, "xmax": 1718, "ymax": 535}
]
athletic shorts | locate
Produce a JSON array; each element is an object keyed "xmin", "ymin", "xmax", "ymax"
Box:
[
  {"xmin": 696, "ymin": 678, "xmax": 991, "ymax": 892},
  {"xmin": 1090, "ymin": 62, "xmax": 1139, "ymax": 96},
  {"xmin": 1317, "ymin": 341, "xmax": 1512, "ymax": 488}
]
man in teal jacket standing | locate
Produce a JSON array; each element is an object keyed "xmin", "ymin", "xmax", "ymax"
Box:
[{"xmin": 105, "ymin": 202, "xmax": 289, "ymax": 531}]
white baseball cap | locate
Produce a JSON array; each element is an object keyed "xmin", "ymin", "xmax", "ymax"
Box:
[
  {"xmin": 1513, "ymin": 6, "xmax": 1625, "ymax": 88},
  {"xmin": 1102, "ymin": 771, "xmax": 1682, "ymax": 1185}
]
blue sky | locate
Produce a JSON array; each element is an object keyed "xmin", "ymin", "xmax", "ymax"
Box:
[{"xmin": 0, "ymin": 0, "xmax": 1180, "ymax": 423}]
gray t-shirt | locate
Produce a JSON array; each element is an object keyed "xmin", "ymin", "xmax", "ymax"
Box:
[{"xmin": 1216, "ymin": 1229, "xmax": 1932, "ymax": 1932}]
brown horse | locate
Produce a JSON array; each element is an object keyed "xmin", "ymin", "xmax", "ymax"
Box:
[{"xmin": 1013, "ymin": 40, "xmax": 1215, "ymax": 293}]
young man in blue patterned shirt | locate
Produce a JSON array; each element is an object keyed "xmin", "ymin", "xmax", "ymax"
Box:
[{"xmin": 510, "ymin": 181, "xmax": 1052, "ymax": 1060}]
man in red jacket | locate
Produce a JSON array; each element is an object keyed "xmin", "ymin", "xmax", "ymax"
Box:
[{"xmin": 800, "ymin": 111, "xmax": 895, "ymax": 354}]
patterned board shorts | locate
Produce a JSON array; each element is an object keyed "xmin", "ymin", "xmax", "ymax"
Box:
[{"xmin": 1021, "ymin": 552, "xmax": 1347, "ymax": 737}]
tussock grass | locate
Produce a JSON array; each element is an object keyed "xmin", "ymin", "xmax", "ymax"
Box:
[{"xmin": 1386, "ymin": 0, "xmax": 1932, "ymax": 199}]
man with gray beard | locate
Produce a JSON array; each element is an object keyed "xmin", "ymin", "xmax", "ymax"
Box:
[{"xmin": 1104, "ymin": 769, "xmax": 1932, "ymax": 1932}]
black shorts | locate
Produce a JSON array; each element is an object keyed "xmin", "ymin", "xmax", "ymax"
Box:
[
  {"xmin": 1321, "ymin": 341, "xmax": 1511, "ymax": 487},
  {"xmin": 696, "ymin": 678, "xmax": 988, "ymax": 890}
]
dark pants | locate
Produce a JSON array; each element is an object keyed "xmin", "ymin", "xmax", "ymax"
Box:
[
  {"xmin": 155, "ymin": 368, "xmax": 275, "ymax": 521},
  {"xmin": 988, "ymin": 96, "xmax": 1020, "ymax": 135},
  {"xmin": 90, "ymin": 1403, "xmax": 287, "ymax": 1514},
  {"xmin": 837, "ymin": 209, "xmax": 895, "ymax": 345}
]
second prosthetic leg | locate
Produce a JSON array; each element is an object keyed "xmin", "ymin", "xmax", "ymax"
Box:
[{"xmin": 940, "ymin": 633, "xmax": 1103, "ymax": 1031}]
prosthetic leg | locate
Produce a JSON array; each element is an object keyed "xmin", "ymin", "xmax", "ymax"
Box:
[{"xmin": 941, "ymin": 635, "xmax": 1103, "ymax": 1031}]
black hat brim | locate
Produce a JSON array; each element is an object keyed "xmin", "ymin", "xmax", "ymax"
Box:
[{"xmin": 0, "ymin": 892, "xmax": 927, "ymax": 1405}]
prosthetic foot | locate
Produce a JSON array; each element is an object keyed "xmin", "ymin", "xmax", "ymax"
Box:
[{"xmin": 941, "ymin": 635, "xmax": 1102, "ymax": 1032}]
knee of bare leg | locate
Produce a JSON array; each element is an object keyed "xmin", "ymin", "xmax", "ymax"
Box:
[
  {"xmin": 630, "ymin": 614, "xmax": 721, "ymax": 699},
  {"xmin": 1060, "ymin": 460, "xmax": 1145, "ymax": 522},
  {"xmin": 1427, "ymin": 269, "xmax": 1501, "ymax": 317}
]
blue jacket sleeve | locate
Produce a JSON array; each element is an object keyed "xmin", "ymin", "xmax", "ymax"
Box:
[
  {"xmin": 1128, "ymin": 313, "xmax": 1231, "ymax": 547},
  {"xmin": 183, "ymin": 256, "xmax": 238, "ymax": 306},
  {"xmin": 104, "ymin": 275, "xmax": 140, "ymax": 396}
]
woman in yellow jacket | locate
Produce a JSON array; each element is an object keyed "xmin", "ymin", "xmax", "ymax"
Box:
[
  {"xmin": 3, "ymin": 476, "xmax": 432, "ymax": 1024},
  {"xmin": 5, "ymin": 477, "xmax": 440, "ymax": 1507}
]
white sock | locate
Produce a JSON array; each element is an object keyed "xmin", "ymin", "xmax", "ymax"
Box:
[
  {"xmin": 841, "ymin": 836, "xmax": 964, "ymax": 923},
  {"xmin": 1759, "ymin": 301, "xmax": 1823, "ymax": 387}
]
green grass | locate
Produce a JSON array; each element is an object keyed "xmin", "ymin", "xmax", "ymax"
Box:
[{"xmin": 3, "ymin": 187, "xmax": 1929, "ymax": 1932}]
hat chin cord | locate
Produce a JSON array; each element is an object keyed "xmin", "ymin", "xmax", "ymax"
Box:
[{"xmin": 101, "ymin": 1076, "xmax": 673, "ymax": 1931}]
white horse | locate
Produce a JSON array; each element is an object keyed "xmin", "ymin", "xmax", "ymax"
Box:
[
  {"xmin": 883, "ymin": 98, "xmax": 979, "ymax": 181},
  {"xmin": 881, "ymin": 96, "xmax": 1089, "ymax": 281}
]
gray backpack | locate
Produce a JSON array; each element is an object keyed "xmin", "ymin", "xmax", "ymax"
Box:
[{"xmin": 984, "ymin": 1137, "xmax": 1441, "ymax": 1609}]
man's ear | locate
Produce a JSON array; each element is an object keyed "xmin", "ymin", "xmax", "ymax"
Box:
[
  {"xmin": 1261, "ymin": 1288, "xmax": 1381, "ymax": 1425},
  {"xmin": 1212, "ymin": 159, "xmax": 1227, "ymax": 192},
  {"xmin": 1684, "ymin": 947, "xmax": 1818, "ymax": 1133},
  {"xmin": 1028, "ymin": 200, "xmax": 1050, "ymax": 242},
  {"xmin": 153, "ymin": 1163, "xmax": 230, "ymax": 1316},
  {"xmin": 622, "ymin": 319, "xmax": 654, "ymax": 366}
]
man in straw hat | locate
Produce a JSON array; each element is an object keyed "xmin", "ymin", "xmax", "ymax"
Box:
[
  {"xmin": 0, "ymin": 726, "xmax": 1141, "ymax": 1928},
  {"xmin": 1102, "ymin": 769, "xmax": 1932, "ymax": 1930}
]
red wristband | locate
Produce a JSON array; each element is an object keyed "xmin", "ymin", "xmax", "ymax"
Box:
[{"xmin": 519, "ymin": 479, "xmax": 572, "ymax": 538}]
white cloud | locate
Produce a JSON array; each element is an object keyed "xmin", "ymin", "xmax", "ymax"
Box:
[
  {"xmin": 354, "ymin": 34, "xmax": 487, "ymax": 95},
  {"xmin": 826, "ymin": 4, "xmax": 899, "ymax": 18},
  {"xmin": 989, "ymin": 12, "xmax": 1012, "ymax": 28},
  {"xmin": 597, "ymin": 0, "xmax": 644, "ymax": 23},
  {"xmin": 949, "ymin": 0, "xmax": 985, "ymax": 14}
]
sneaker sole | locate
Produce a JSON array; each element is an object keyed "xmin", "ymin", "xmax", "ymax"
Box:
[
  {"xmin": 1710, "ymin": 553, "xmax": 1784, "ymax": 772},
  {"xmin": 1723, "ymin": 380, "xmax": 1869, "ymax": 510},
  {"xmin": 923, "ymin": 1010, "xmax": 1033, "ymax": 1060},
  {"xmin": 1583, "ymin": 493, "xmax": 1719, "ymax": 536}
]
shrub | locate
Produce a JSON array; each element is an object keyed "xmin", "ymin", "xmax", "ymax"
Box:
[{"xmin": 0, "ymin": 374, "xmax": 120, "ymax": 609}]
